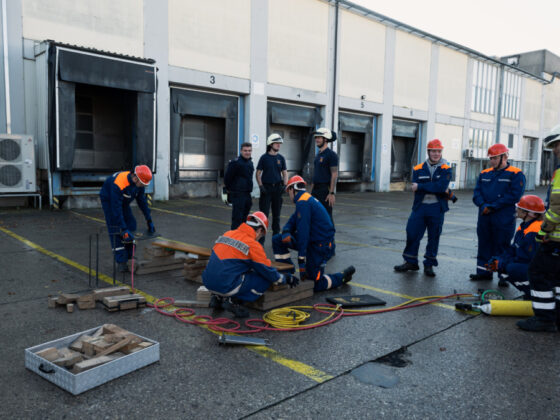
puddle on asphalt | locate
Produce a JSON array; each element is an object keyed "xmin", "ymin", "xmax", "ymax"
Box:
[
  {"xmin": 375, "ymin": 347, "xmax": 412, "ymax": 368},
  {"xmin": 351, "ymin": 363, "xmax": 400, "ymax": 388}
]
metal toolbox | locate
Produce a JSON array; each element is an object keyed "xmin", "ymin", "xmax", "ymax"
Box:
[{"xmin": 25, "ymin": 326, "xmax": 159, "ymax": 395}]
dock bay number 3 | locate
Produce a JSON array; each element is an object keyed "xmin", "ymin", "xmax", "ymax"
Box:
[{"xmin": 210, "ymin": 75, "xmax": 216, "ymax": 84}]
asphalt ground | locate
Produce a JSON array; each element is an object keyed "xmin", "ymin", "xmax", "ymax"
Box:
[{"xmin": 0, "ymin": 188, "xmax": 559, "ymax": 419}]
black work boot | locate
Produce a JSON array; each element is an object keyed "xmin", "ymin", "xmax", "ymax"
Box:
[
  {"xmin": 497, "ymin": 276, "xmax": 509, "ymax": 287},
  {"xmin": 209, "ymin": 294, "xmax": 224, "ymax": 310},
  {"xmin": 342, "ymin": 266, "xmax": 356, "ymax": 283},
  {"xmin": 223, "ymin": 297, "xmax": 250, "ymax": 318},
  {"xmin": 394, "ymin": 262, "xmax": 420, "ymax": 272},
  {"xmin": 469, "ymin": 273, "xmax": 492, "ymax": 281},
  {"xmin": 516, "ymin": 316, "xmax": 558, "ymax": 332},
  {"xmin": 118, "ymin": 262, "xmax": 129, "ymax": 273},
  {"xmin": 424, "ymin": 266, "xmax": 436, "ymax": 277}
]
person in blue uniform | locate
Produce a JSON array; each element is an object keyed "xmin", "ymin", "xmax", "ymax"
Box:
[
  {"xmin": 99, "ymin": 165, "xmax": 155, "ymax": 272},
  {"xmin": 256, "ymin": 134, "xmax": 288, "ymax": 240},
  {"xmin": 485, "ymin": 195, "xmax": 544, "ymax": 294},
  {"xmin": 202, "ymin": 211, "xmax": 298, "ymax": 318},
  {"xmin": 471, "ymin": 144, "xmax": 525, "ymax": 281},
  {"xmin": 224, "ymin": 142, "xmax": 254, "ymax": 230},
  {"xmin": 272, "ymin": 175, "xmax": 355, "ymax": 292},
  {"xmin": 310, "ymin": 127, "xmax": 338, "ymax": 223},
  {"xmin": 393, "ymin": 139, "xmax": 452, "ymax": 277}
]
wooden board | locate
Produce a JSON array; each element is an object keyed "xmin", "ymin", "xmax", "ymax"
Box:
[
  {"xmin": 92, "ymin": 286, "xmax": 130, "ymax": 301},
  {"xmin": 247, "ymin": 287, "xmax": 314, "ymax": 311},
  {"xmin": 102, "ymin": 294, "xmax": 147, "ymax": 312},
  {"xmin": 133, "ymin": 262, "xmax": 185, "ymax": 275},
  {"xmin": 144, "ymin": 246, "xmax": 175, "ymax": 258}
]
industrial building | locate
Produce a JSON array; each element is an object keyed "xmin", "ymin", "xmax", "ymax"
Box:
[{"xmin": 1, "ymin": 0, "xmax": 559, "ymax": 207}]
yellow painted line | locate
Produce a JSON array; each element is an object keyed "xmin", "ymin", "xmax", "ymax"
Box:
[
  {"xmin": 71, "ymin": 211, "xmax": 105, "ymax": 224},
  {"xmin": 350, "ymin": 281, "xmax": 456, "ymax": 310},
  {"xmin": 0, "ymin": 224, "xmax": 332, "ymax": 383},
  {"xmin": 151, "ymin": 206, "xmax": 229, "ymax": 225}
]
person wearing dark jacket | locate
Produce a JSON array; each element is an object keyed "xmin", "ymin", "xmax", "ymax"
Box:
[
  {"xmin": 99, "ymin": 165, "xmax": 155, "ymax": 272},
  {"xmin": 310, "ymin": 127, "xmax": 338, "ymax": 223},
  {"xmin": 394, "ymin": 139, "xmax": 452, "ymax": 277},
  {"xmin": 224, "ymin": 142, "xmax": 254, "ymax": 230},
  {"xmin": 471, "ymin": 144, "xmax": 525, "ymax": 281}
]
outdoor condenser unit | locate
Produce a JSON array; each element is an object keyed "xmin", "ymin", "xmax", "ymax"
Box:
[{"xmin": 0, "ymin": 134, "xmax": 36, "ymax": 193}]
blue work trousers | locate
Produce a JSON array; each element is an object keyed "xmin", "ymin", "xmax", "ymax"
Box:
[
  {"xmin": 100, "ymin": 198, "xmax": 136, "ymax": 263},
  {"xmin": 230, "ymin": 192, "xmax": 252, "ymax": 230},
  {"xmin": 476, "ymin": 212, "xmax": 515, "ymax": 275},
  {"xmin": 500, "ymin": 262, "xmax": 530, "ymax": 298},
  {"xmin": 272, "ymin": 234, "xmax": 342, "ymax": 292},
  {"xmin": 402, "ymin": 203, "xmax": 444, "ymax": 267},
  {"xmin": 232, "ymin": 271, "xmax": 276, "ymax": 302}
]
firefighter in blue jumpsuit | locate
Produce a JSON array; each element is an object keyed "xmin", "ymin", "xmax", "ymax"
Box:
[
  {"xmin": 394, "ymin": 139, "xmax": 452, "ymax": 277},
  {"xmin": 224, "ymin": 142, "xmax": 254, "ymax": 230},
  {"xmin": 99, "ymin": 165, "xmax": 155, "ymax": 272},
  {"xmin": 272, "ymin": 175, "xmax": 355, "ymax": 292},
  {"xmin": 486, "ymin": 195, "xmax": 544, "ymax": 294},
  {"xmin": 311, "ymin": 127, "xmax": 338, "ymax": 223},
  {"xmin": 203, "ymin": 211, "xmax": 298, "ymax": 318},
  {"xmin": 471, "ymin": 144, "xmax": 525, "ymax": 281}
]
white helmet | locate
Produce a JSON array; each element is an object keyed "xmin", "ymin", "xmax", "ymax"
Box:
[
  {"xmin": 313, "ymin": 127, "xmax": 337, "ymax": 142},
  {"xmin": 267, "ymin": 133, "xmax": 283, "ymax": 146},
  {"xmin": 543, "ymin": 124, "xmax": 560, "ymax": 150}
]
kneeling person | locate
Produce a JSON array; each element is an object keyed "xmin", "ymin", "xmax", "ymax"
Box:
[
  {"xmin": 202, "ymin": 212, "xmax": 298, "ymax": 317},
  {"xmin": 486, "ymin": 195, "xmax": 545, "ymax": 295},
  {"xmin": 272, "ymin": 175, "xmax": 355, "ymax": 292}
]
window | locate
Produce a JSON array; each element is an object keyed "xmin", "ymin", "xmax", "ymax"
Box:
[
  {"xmin": 471, "ymin": 61, "xmax": 498, "ymax": 114},
  {"xmin": 450, "ymin": 162, "xmax": 457, "ymax": 182},
  {"xmin": 508, "ymin": 133, "xmax": 514, "ymax": 148},
  {"xmin": 502, "ymin": 71, "xmax": 521, "ymax": 120},
  {"xmin": 522, "ymin": 136, "xmax": 537, "ymax": 161},
  {"xmin": 468, "ymin": 128, "xmax": 494, "ymax": 159}
]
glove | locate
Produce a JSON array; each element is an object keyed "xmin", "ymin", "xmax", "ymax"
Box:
[
  {"xmin": 298, "ymin": 256, "xmax": 307, "ymax": 280},
  {"xmin": 284, "ymin": 274, "xmax": 299, "ymax": 288},
  {"xmin": 536, "ymin": 231, "xmax": 548, "ymax": 243},
  {"xmin": 122, "ymin": 230, "xmax": 134, "ymax": 243},
  {"xmin": 485, "ymin": 258, "xmax": 499, "ymax": 272},
  {"xmin": 281, "ymin": 232, "xmax": 292, "ymax": 244},
  {"xmin": 221, "ymin": 187, "xmax": 230, "ymax": 206},
  {"xmin": 147, "ymin": 220, "xmax": 155, "ymax": 234},
  {"xmin": 259, "ymin": 185, "xmax": 267, "ymax": 195}
]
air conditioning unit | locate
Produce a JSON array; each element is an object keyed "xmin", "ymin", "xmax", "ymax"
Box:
[
  {"xmin": 0, "ymin": 134, "xmax": 36, "ymax": 193},
  {"xmin": 463, "ymin": 148, "xmax": 474, "ymax": 159}
]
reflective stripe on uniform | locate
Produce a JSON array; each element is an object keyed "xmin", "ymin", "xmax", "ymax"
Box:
[
  {"xmin": 275, "ymin": 253, "xmax": 291, "ymax": 260},
  {"xmin": 531, "ymin": 290, "xmax": 554, "ymax": 298},
  {"xmin": 532, "ymin": 301, "xmax": 556, "ymax": 310},
  {"xmin": 324, "ymin": 274, "xmax": 332, "ymax": 290}
]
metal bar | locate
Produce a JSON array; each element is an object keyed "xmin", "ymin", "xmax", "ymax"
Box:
[
  {"xmin": 96, "ymin": 233, "xmax": 99, "ymax": 288},
  {"xmin": 218, "ymin": 334, "xmax": 269, "ymax": 346},
  {"xmin": 88, "ymin": 234, "xmax": 91, "ymax": 288}
]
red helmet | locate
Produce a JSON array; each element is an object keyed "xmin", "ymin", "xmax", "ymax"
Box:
[
  {"xmin": 427, "ymin": 139, "xmax": 444, "ymax": 150},
  {"xmin": 134, "ymin": 165, "xmax": 153, "ymax": 186},
  {"xmin": 516, "ymin": 195, "xmax": 545, "ymax": 214},
  {"xmin": 286, "ymin": 175, "xmax": 307, "ymax": 191},
  {"xmin": 247, "ymin": 211, "xmax": 269, "ymax": 233},
  {"xmin": 487, "ymin": 144, "xmax": 508, "ymax": 158}
]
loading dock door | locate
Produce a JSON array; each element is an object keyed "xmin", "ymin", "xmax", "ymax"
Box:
[
  {"xmin": 267, "ymin": 102, "xmax": 321, "ymax": 182},
  {"xmin": 338, "ymin": 112, "xmax": 374, "ymax": 181},
  {"xmin": 170, "ymin": 89, "xmax": 238, "ymax": 184},
  {"xmin": 391, "ymin": 120, "xmax": 419, "ymax": 182}
]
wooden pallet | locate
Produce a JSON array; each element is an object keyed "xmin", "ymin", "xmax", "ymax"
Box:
[
  {"xmin": 247, "ymin": 280, "xmax": 314, "ymax": 311},
  {"xmin": 102, "ymin": 294, "xmax": 147, "ymax": 312}
]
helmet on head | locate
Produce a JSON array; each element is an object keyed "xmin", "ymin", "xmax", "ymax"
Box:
[
  {"xmin": 247, "ymin": 211, "xmax": 268, "ymax": 233},
  {"xmin": 543, "ymin": 124, "xmax": 560, "ymax": 150},
  {"xmin": 286, "ymin": 175, "xmax": 307, "ymax": 191},
  {"xmin": 516, "ymin": 195, "xmax": 545, "ymax": 214},
  {"xmin": 134, "ymin": 165, "xmax": 152, "ymax": 186},
  {"xmin": 427, "ymin": 139, "xmax": 444, "ymax": 150},
  {"xmin": 487, "ymin": 144, "xmax": 509, "ymax": 158},
  {"xmin": 267, "ymin": 133, "xmax": 283, "ymax": 146},
  {"xmin": 313, "ymin": 127, "xmax": 337, "ymax": 142}
]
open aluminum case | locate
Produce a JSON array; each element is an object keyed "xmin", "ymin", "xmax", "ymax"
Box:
[{"xmin": 24, "ymin": 326, "xmax": 159, "ymax": 395}]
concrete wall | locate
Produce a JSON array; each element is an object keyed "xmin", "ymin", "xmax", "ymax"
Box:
[
  {"xmin": 522, "ymin": 78, "xmax": 542, "ymax": 132},
  {"xmin": 338, "ymin": 9, "xmax": 384, "ymax": 103},
  {"xmin": 544, "ymin": 80, "xmax": 560, "ymax": 131},
  {"xmin": 393, "ymin": 30, "xmax": 431, "ymax": 111},
  {"xmin": 434, "ymin": 123, "xmax": 462, "ymax": 188},
  {"xmin": 168, "ymin": 0, "xmax": 251, "ymax": 79},
  {"xmin": 436, "ymin": 47, "xmax": 467, "ymax": 118},
  {"xmin": 22, "ymin": 0, "xmax": 143, "ymax": 56},
  {"xmin": 267, "ymin": 0, "xmax": 328, "ymax": 92}
]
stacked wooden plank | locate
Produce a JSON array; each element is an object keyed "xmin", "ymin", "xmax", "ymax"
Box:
[
  {"xmin": 128, "ymin": 245, "xmax": 185, "ymax": 274},
  {"xmin": 48, "ymin": 287, "xmax": 132, "ymax": 312},
  {"xmin": 33, "ymin": 324, "xmax": 154, "ymax": 374}
]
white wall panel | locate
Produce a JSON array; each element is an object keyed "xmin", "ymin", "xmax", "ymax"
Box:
[
  {"xmin": 338, "ymin": 10, "xmax": 384, "ymax": 102},
  {"xmin": 544, "ymin": 80, "xmax": 560, "ymax": 131},
  {"xmin": 436, "ymin": 47, "xmax": 467, "ymax": 118},
  {"xmin": 169, "ymin": 0, "xmax": 251, "ymax": 79},
  {"xmin": 268, "ymin": 0, "xmax": 328, "ymax": 92},
  {"xmin": 22, "ymin": 0, "xmax": 143, "ymax": 56},
  {"xmin": 523, "ymin": 79, "xmax": 542, "ymax": 131},
  {"xmin": 434, "ymin": 123, "xmax": 463, "ymax": 186},
  {"xmin": 393, "ymin": 30, "xmax": 431, "ymax": 111}
]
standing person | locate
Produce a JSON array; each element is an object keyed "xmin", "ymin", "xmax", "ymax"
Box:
[
  {"xmin": 256, "ymin": 134, "xmax": 288, "ymax": 240},
  {"xmin": 310, "ymin": 127, "xmax": 338, "ymax": 222},
  {"xmin": 517, "ymin": 125, "xmax": 560, "ymax": 332},
  {"xmin": 470, "ymin": 144, "xmax": 525, "ymax": 281},
  {"xmin": 272, "ymin": 175, "xmax": 355, "ymax": 292},
  {"xmin": 99, "ymin": 165, "xmax": 155, "ymax": 272},
  {"xmin": 224, "ymin": 142, "xmax": 254, "ymax": 230},
  {"xmin": 485, "ymin": 195, "xmax": 545, "ymax": 293},
  {"xmin": 393, "ymin": 139, "xmax": 452, "ymax": 277},
  {"xmin": 202, "ymin": 212, "xmax": 298, "ymax": 318}
]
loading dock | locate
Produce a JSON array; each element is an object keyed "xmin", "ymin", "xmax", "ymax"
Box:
[
  {"xmin": 390, "ymin": 119, "xmax": 421, "ymax": 189},
  {"xmin": 338, "ymin": 112, "xmax": 375, "ymax": 182}
]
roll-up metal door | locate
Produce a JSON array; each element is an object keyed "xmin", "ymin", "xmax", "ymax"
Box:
[
  {"xmin": 338, "ymin": 112, "xmax": 374, "ymax": 181},
  {"xmin": 391, "ymin": 120, "xmax": 419, "ymax": 182}
]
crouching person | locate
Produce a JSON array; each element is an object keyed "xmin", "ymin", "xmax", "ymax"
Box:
[
  {"xmin": 202, "ymin": 211, "xmax": 298, "ymax": 318},
  {"xmin": 485, "ymin": 195, "xmax": 545, "ymax": 295},
  {"xmin": 272, "ymin": 175, "xmax": 355, "ymax": 292}
]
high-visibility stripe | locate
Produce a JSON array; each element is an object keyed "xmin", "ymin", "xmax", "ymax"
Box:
[
  {"xmin": 324, "ymin": 274, "xmax": 332, "ymax": 289},
  {"xmin": 531, "ymin": 290, "xmax": 554, "ymax": 298},
  {"xmin": 114, "ymin": 171, "xmax": 131, "ymax": 190},
  {"xmin": 477, "ymin": 265, "xmax": 491, "ymax": 272},
  {"xmin": 532, "ymin": 301, "xmax": 556, "ymax": 310},
  {"xmin": 275, "ymin": 253, "xmax": 291, "ymax": 259}
]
